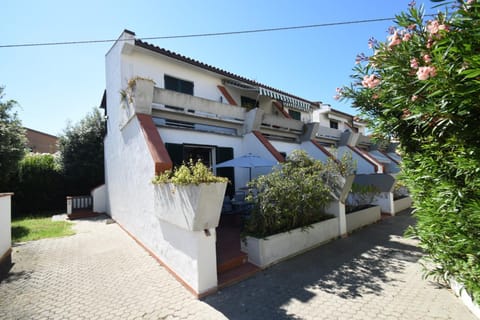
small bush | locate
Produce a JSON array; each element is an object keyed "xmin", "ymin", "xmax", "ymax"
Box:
[
  {"xmin": 152, "ymin": 159, "xmax": 228, "ymax": 185},
  {"xmin": 244, "ymin": 150, "xmax": 353, "ymax": 238}
]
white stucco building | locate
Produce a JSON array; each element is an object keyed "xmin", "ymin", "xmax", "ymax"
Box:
[{"xmin": 100, "ymin": 29, "xmax": 402, "ymax": 295}]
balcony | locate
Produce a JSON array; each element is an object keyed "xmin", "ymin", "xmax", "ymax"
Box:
[{"xmin": 316, "ymin": 125, "xmax": 342, "ymax": 141}]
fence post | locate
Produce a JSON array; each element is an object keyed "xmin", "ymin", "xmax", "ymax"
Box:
[{"xmin": 67, "ymin": 196, "xmax": 72, "ymax": 214}]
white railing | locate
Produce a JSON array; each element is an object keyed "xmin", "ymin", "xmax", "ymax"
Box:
[
  {"xmin": 316, "ymin": 125, "xmax": 342, "ymax": 140},
  {"xmin": 153, "ymin": 88, "xmax": 246, "ymax": 122},
  {"xmin": 261, "ymin": 114, "xmax": 304, "ymax": 134},
  {"xmin": 66, "ymin": 195, "xmax": 93, "ymax": 214}
]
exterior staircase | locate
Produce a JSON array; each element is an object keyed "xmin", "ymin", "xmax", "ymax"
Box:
[{"xmin": 216, "ymin": 215, "xmax": 260, "ymax": 289}]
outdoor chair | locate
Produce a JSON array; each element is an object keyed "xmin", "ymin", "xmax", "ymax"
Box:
[{"xmin": 231, "ymin": 191, "xmax": 253, "ymax": 215}]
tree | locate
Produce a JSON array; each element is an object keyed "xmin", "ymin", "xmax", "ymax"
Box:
[
  {"xmin": 58, "ymin": 108, "xmax": 105, "ymax": 195},
  {"xmin": 339, "ymin": 0, "xmax": 480, "ymax": 301},
  {"xmin": 0, "ymin": 86, "xmax": 26, "ymax": 191}
]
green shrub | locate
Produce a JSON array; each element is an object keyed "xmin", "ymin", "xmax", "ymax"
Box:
[
  {"xmin": 244, "ymin": 150, "xmax": 353, "ymax": 238},
  {"xmin": 340, "ymin": 1, "xmax": 480, "ymax": 302},
  {"xmin": 152, "ymin": 159, "xmax": 228, "ymax": 185},
  {"xmin": 13, "ymin": 153, "xmax": 65, "ymax": 216}
]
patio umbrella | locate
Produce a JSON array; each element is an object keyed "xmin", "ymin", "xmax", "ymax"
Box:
[{"xmin": 215, "ymin": 153, "xmax": 277, "ymax": 180}]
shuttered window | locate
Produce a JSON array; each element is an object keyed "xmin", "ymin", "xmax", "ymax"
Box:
[{"xmin": 164, "ymin": 75, "xmax": 194, "ymax": 95}]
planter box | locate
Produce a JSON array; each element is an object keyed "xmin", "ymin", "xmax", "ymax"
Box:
[
  {"xmin": 133, "ymin": 79, "xmax": 154, "ymax": 115},
  {"xmin": 241, "ymin": 217, "xmax": 339, "ymax": 268},
  {"xmin": 450, "ymin": 278, "xmax": 480, "ymax": 319},
  {"xmin": 346, "ymin": 205, "xmax": 381, "ymax": 233},
  {"xmin": 154, "ymin": 182, "xmax": 227, "ymax": 231},
  {"xmin": 393, "ymin": 196, "xmax": 412, "ymax": 214}
]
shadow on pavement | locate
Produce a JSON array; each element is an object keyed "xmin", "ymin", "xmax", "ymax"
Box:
[{"xmin": 204, "ymin": 210, "xmax": 422, "ymax": 319}]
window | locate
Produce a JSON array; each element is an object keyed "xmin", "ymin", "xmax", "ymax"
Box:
[
  {"xmin": 330, "ymin": 120, "xmax": 339, "ymax": 129},
  {"xmin": 164, "ymin": 75, "xmax": 194, "ymax": 95},
  {"xmin": 241, "ymin": 96, "xmax": 259, "ymax": 111},
  {"xmin": 165, "ymin": 143, "xmax": 235, "ymax": 195},
  {"xmin": 288, "ymin": 109, "xmax": 301, "ymax": 120}
]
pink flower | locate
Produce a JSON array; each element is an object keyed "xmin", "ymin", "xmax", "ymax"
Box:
[
  {"xmin": 408, "ymin": 24, "xmax": 416, "ymax": 30},
  {"xmin": 388, "ymin": 31, "xmax": 401, "ymax": 48},
  {"xmin": 403, "ymin": 33, "xmax": 412, "ymax": 41},
  {"xmin": 423, "ymin": 54, "xmax": 432, "ymax": 63},
  {"xmin": 416, "ymin": 66, "xmax": 437, "ymax": 80},
  {"xmin": 427, "ymin": 20, "xmax": 448, "ymax": 35},
  {"xmin": 411, "ymin": 95, "xmax": 418, "ymax": 102},
  {"xmin": 362, "ymin": 74, "xmax": 381, "ymax": 88},
  {"xmin": 334, "ymin": 88, "xmax": 343, "ymax": 100},
  {"xmin": 410, "ymin": 58, "xmax": 419, "ymax": 69},
  {"xmin": 427, "ymin": 20, "xmax": 440, "ymax": 34},
  {"xmin": 372, "ymin": 94, "xmax": 379, "ymax": 100}
]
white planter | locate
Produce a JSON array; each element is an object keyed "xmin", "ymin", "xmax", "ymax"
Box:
[
  {"xmin": 450, "ymin": 278, "xmax": 480, "ymax": 319},
  {"xmin": 241, "ymin": 217, "xmax": 339, "ymax": 268},
  {"xmin": 393, "ymin": 196, "xmax": 412, "ymax": 214},
  {"xmin": 133, "ymin": 79, "xmax": 154, "ymax": 115},
  {"xmin": 346, "ymin": 205, "xmax": 381, "ymax": 233},
  {"xmin": 154, "ymin": 182, "xmax": 227, "ymax": 231}
]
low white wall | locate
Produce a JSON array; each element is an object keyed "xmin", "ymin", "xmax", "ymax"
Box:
[
  {"xmin": 393, "ymin": 196, "xmax": 412, "ymax": 214},
  {"xmin": 373, "ymin": 192, "xmax": 394, "ymax": 215},
  {"xmin": 91, "ymin": 184, "xmax": 107, "ymax": 213},
  {"xmin": 0, "ymin": 193, "xmax": 13, "ymax": 262},
  {"xmin": 450, "ymin": 278, "xmax": 480, "ymax": 319},
  {"xmin": 346, "ymin": 205, "xmax": 381, "ymax": 233},
  {"xmin": 241, "ymin": 217, "xmax": 339, "ymax": 268}
]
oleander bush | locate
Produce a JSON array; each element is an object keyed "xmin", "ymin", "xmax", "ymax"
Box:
[
  {"xmin": 244, "ymin": 150, "xmax": 354, "ymax": 238},
  {"xmin": 339, "ymin": 0, "xmax": 480, "ymax": 302}
]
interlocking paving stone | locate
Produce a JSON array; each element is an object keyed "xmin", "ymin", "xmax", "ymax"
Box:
[{"xmin": 0, "ymin": 212, "xmax": 476, "ymax": 319}]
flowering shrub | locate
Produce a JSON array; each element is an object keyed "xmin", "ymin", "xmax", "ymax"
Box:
[{"xmin": 340, "ymin": 0, "xmax": 480, "ymax": 302}]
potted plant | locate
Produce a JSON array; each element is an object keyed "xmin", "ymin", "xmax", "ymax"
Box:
[{"xmin": 152, "ymin": 160, "xmax": 228, "ymax": 231}]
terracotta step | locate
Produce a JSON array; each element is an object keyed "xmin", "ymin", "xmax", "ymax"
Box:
[
  {"xmin": 217, "ymin": 251, "xmax": 248, "ymax": 274},
  {"xmin": 217, "ymin": 262, "xmax": 261, "ymax": 289}
]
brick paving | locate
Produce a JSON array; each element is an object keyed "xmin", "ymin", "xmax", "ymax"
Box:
[{"xmin": 0, "ymin": 212, "xmax": 476, "ymax": 319}]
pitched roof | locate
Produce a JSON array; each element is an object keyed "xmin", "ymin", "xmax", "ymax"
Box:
[{"xmin": 134, "ymin": 38, "xmax": 319, "ymax": 108}]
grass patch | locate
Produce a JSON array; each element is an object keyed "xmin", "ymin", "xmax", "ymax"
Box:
[{"xmin": 12, "ymin": 215, "xmax": 75, "ymax": 243}]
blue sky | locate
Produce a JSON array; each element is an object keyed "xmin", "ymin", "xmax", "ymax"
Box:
[{"xmin": 1, "ymin": 0, "xmax": 435, "ymax": 136}]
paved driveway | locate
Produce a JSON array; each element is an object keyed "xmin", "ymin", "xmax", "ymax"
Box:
[{"xmin": 0, "ymin": 212, "xmax": 475, "ymax": 320}]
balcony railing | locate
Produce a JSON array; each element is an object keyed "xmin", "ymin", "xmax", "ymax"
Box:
[
  {"xmin": 316, "ymin": 125, "xmax": 342, "ymax": 140},
  {"xmin": 153, "ymin": 88, "xmax": 246, "ymax": 123},
  {"xmin": 261, "ymin": 114, "xmax": 304, "ymax": 134}
]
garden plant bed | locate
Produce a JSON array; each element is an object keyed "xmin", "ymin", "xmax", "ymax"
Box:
[
  {"xmin": 241, "ymin": 217, "xmax": 339, "ymax": 268},
  {"xmin": 345, "ymin": 205, "xmax": 381, "ymax": 233}
]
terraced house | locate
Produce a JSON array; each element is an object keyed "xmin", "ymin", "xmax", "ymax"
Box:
[{"xmin": 98, "ymin": 29, "xmax": 403, "ymax": 296}]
